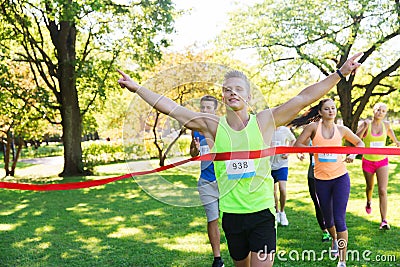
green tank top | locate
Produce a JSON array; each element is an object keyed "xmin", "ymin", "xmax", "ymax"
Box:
[
  {"xmin": 363, "ymin": 122, "xmax": 387, "ymax": 161},
  {"xmin": 212, "ymin": 114, "xmax": 274, "ymax": 213}
]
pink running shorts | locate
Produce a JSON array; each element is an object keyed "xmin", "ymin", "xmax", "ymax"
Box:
[{"xmin": 362, "ymin": 157, "xmax": 389, "ymax": 173}]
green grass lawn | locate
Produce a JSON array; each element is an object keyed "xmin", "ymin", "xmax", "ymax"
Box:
[{"xmin": 0, "ymin": 156, "xmax": 399, "ymax": 267}]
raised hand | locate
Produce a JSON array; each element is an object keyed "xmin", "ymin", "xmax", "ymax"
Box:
[
  {"xmin": 117, "ymin": 69, "xmax": 141, "ymax": 93},
  {"xmin": 339, "ymin": 52, "xmax": 363, "ymax": 76}
]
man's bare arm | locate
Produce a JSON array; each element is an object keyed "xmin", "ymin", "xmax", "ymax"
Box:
[
  {"xmin": 117, "ymin": 69, "xmax": 217, "ymax": 134},
  {"xmin": 271, "ymin": 52, "xmax": 363, "ymax": 127}
]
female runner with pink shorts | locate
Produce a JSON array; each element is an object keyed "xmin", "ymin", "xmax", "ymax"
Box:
[{"xmin": 356, "ymin": 102, "xmax": 400, "ymax": 230}]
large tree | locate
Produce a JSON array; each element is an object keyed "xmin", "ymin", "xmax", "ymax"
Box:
[
  {"xmin": 0, "ymin": 0, "xmax": 175, "ymax": 176},
  {"xmin": 218, "ymin": 0, "xmax": 400, "ymax": 131}
]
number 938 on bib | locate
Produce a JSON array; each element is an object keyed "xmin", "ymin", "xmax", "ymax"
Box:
[{"xmin": 225, "ymin": 159, "xmax": 256, "ymax": 180}]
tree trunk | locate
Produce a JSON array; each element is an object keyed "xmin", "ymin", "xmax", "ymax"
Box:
[
  {"xmin": 56, "ymin": 20, "xmax": 85, "ymax": 177},
  {"xmin": 4, "ymin": 133, "xmax": 11, "ymax": 176},
  {"xmin": 337, "ymin": 80, "xmax": 354, "ymax": 129},
  {"xmin": 60, "ymin": 85, "xmax": 85, "ymax": 176},
  {"xmin": 337, "ymin": 77, "xmax": 360, "ymax": 147},
  {"xmin": 161, "ymin": 127, "xmax": 185, "ymax": 166},
  {"xmin": 152, "ymin": 112, "xmax": 165, "ymax": 166},
  {"xmin": 9, "ymin": 137, "xmax": 23, "ymax": 177}
]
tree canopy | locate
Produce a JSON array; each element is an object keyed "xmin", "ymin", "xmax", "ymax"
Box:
[
  {"xmin": 218, "ymin": 0, "xmax": 400, "ymax": 130},
  {"xmin": 0, "ymin": 0, "xmax": 176, "ymax": 176}
]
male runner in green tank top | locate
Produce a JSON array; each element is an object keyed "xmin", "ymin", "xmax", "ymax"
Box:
[{"xmin": 117, "ymin": 53, "xmax": 362, "ymax": 267}]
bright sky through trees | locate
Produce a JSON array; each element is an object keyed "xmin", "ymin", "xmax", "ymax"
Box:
[{"xmin": 168, "ymin": 0, "xmax": 261, "ymax": 51}]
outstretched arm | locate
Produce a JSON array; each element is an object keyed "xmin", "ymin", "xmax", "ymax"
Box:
[
  {"xmin": 117, "ymin": 70, "xmax": 218, "ymax": 134},
  {"xmin": 356, "ymin": 120, "xmax": 369, "ymax": 138},
  {"xmin": 271, "ymin": 52, "xmax": 363, "ymax": 127},
  {"xmin": 294, "ymin": 123, "xmax": 316, "ymax": 147},
  {"xmin": 385, "ymin": 121, "xmax": 400, "ymax": 147}
]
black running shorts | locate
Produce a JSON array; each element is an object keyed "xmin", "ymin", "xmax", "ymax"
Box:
[{"xmin": 222, "ymin": 208, "xmax": 276, "ymax": 261}]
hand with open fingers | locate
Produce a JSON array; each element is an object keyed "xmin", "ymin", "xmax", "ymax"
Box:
[
  {"xmin": 297, "ymin": 153, "xmax": 305, "ymax": 161},
  {"xmin": 117, "ymin": 69, "xmax": 141, "ymax": 93},
  {"xmin": 344, "ymin": 154, "xmax": 356, "ymax": 163},
  {"xmin": 339, "ymin": 52, "xmax": 364, "ymax": 77}
]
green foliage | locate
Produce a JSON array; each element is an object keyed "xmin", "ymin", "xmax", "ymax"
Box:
[
  {"xmin": 177, "ymin": 134, "xmax": 191, "ymax": 154},
  {"xmin": 217, "ymin": 0, "xmax": 399, "ymax": 129},
  {"xmin": 20, "ymin": 144, "xmax": 64, "ymax": 159},
  {"xmin": 0, "ymin": 62, "xmax": 44, "ymax": 139},
  {"xmin": 0, "ymin": 0, "xmax": 177, "ymax": 175},
  {"xmin": 82, "ymin": 114, "xmax": 99, "ymax": 137}
]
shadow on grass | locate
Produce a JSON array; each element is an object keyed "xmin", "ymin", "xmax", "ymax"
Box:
[
  {"xmin": 1, "ymin": 158, "xmax": 398, "ymax": 267},
  {"xmin": 0, "ymin": 178, "xmax": 228, "ymax": 267}
]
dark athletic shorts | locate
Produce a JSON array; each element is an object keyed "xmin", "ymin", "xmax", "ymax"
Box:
[
  {"xmin": 271, "ymin": 167, "xmax": 289, "ymax": 183},
  {"xmin": 222, "ymin": 208, "xmax": 276, "ymax": 261}
]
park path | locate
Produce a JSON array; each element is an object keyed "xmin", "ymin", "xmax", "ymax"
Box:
[
  {"xmin": 19, "ymin": 156, "xmax": 64, "ymax": 166},
  {"xmin": 1, "ymin": 156, "xmax": 64, "ymax": 179}
]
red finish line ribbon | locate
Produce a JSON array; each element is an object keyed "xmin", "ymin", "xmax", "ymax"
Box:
[{"xmin": 1, "ymin": 146, "xmax": 399, "ymax": 191}]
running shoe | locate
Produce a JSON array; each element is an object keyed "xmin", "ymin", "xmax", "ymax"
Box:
[
  {"xmin": 337, "ymin": 261, "xmax": 346, "ymax": 267},
  {"xmin": 322, "ymin": 232, "xmax": 332, "ymax": 242},
  {"xmin": 280, "ymin": 212, "xmax": 289, "ymax": 226},
  {"xmin": 212, "ymin": 258, "xmax": 224, "ymax": 267},
  {"xmin": 365, "ymin": 202, "xmax": 372, "ymax": 214},
  {"xmin": 276, "ymin": 212, "xmax": 281, "ymax": 224},
  {"xmin": 379, "ymin": 220, "xmax": 390, "ymax": 230}
]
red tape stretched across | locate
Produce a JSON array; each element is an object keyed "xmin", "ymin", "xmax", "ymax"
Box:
[{"xmin": 1, "ymin": 146, "xmax": 399, "ymax": 191}]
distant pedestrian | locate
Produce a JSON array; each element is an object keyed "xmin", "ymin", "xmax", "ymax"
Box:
[{"xmin": 270, "ymin": 126, "xmax": 296, "ymax": 226}]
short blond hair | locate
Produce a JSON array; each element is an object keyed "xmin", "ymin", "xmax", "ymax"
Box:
[
  {"xmin": 373, "ymin": 102, "xmax": 387, "ymax": 111},
  {"xmin": 224, "ymin": 70, "xmax": 250, "ymax": 91}
]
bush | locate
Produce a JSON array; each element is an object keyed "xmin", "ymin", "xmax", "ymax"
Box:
[
  {"xmin": 82, "ymin": 135, "xmax": 192, "ymax": 170},
  {"xmin": 20, "ymin": 143, "xmax": 64, "ymax": 158}
]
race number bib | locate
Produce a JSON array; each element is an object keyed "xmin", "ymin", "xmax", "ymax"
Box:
[
  {"xmin": 318, "ymin": 153, "xmax": 337, "ymax": 163},
  {"xmin": 370, "ymin": 141, "xmax": 385, "ymax": 148},
  {"xmin": 225, "ymin": 159, "xmax": 256, "ymax": 180},
  {"xmin": 199, "ymin": 145, "xmax": 210, "ymax": 155}
]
